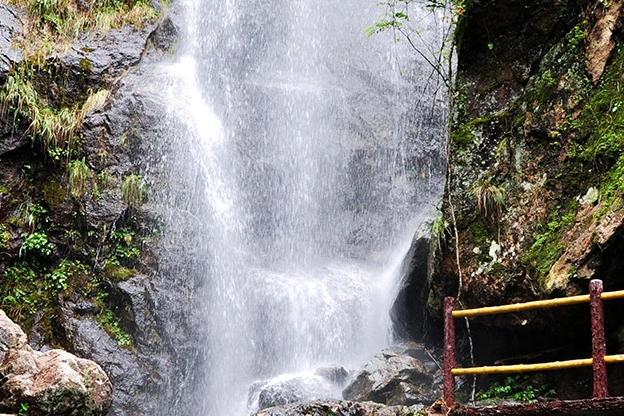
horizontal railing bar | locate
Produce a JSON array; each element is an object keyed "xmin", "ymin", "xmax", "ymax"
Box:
[
  {"xmin": 452, "ymin": 290, "xmax": 624, "ymax": 318},
  {"xmin": 601, "ymin": 290, "xmax": 624, "ymax": 301},
  {"xmin": 451, "ymin": 354, "xmax": 624, "ymax": 376},
  {"xmin": 452, "ymin": 295, "xmax": 589, "ymax": 318}
]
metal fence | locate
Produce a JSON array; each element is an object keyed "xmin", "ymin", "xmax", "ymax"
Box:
[{"xmin": 443, "ymin": 279, "xmax": 624, "ymax": 406}]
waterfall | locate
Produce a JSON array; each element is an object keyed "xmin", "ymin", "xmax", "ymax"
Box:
[{"xmin": 157, "ymin": 0, "xmax": 447, "ymax": 414}]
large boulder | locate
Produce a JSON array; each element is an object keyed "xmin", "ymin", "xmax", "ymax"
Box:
[
  {"xmin": 254, "ymin": 400, "xmax": 423, "ymax": 416},
  {"xmin": 390, "ymin": 229, "xmax": 431, "ymax": 340},
  {"xmin": 342, "ymin": 343, "xmax": 441, "ymax": 406},
  {"xmin": 249, "ymin": 371, "xmax": 346, "ymax": 411},
  {"xmin": 0, "ymin": 310, "xmax": 112, "ymax": 416}
]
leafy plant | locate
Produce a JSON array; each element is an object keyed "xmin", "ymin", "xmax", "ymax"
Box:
[
  {"xmin": 45, "ymin": 259, "xmax": 88, "ymax": 293},
  {"xmin": 20, "ymin": 232, "xmax": 55, "ymax": 257},
  {"xmin": 3, "ymin": 264, "xmax": 38, "ymax": 321},
  {"xmin": 16, "ymin": 202, "xmax": 47, "ymax": 231},
  {"xmin": 97, "ymin": 309, "xmax": 133, "ymax": 348},
  {"xmin": 68, "ymin": 158, "xmax": 90, "ymax": 198},
  {"xmin": 476, "ymin": 376, "xmax": 555, "ymax": 404},
  {"xmin": 18, "ymin": 402, "xmax": 29, "ymax": 416},
  {"xmin": 121, "ymin": 174, "xmax": 146, "ymax": 209}
]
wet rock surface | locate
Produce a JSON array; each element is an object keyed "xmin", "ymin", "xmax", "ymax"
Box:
[
  {"xmin": 250, "ymin": 373, "xmax": 343, "ymax": 410},
  {"xmin": 254, "ymin": 400, "xmax": 424, "ymax": 416},
  {"xmin": 391, "ymin": 229, "xmax": 431, "ymax": 340},
  {"xmin": 0, "ymin": 4, "xmax": 22, "ymax": 81},
  {"xmin": 0, "ymin": 310, "xmax": 112, "ymax": 416},
  {"xmin": 342, "ymin": 343, "xmax": 441, "ymax": 406}
]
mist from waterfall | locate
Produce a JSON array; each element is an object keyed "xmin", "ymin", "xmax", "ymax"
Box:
[{"xmin": 157, "ymin": 1, "xmax": 448, "ymax": 414}]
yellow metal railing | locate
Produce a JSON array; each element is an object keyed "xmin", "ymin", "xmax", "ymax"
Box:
[
  {"xmin": 452, "ymin": 290, "xmax": 624, "ymax": 318},
  {"xmin": 442, "ymin": 280, "xmax": 624, "ymax": 407},
  {"xmin": 451, "ymin": 354, "xmax": 624, "ymax": 376}
]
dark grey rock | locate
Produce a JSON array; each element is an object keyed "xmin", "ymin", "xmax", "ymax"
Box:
[
  {"xmin": 0, "ymin": 3, "xmax": 23, "ymax": 80},
  {"xmin": 390, "ymin": 228, "xmax": 431, "ymax": 340},
  {"xmin": 56, "ymin": 25, "xmax": 156, "ymax": 102},
  {"xmin": 342, "ymin": 342, "xmax": 441, "ymax": 406},
  {"xmin": 0, "ymin": 4, "xmax": 27, "ymax": 155},
  {"xmin": 85, "ymin": 189, "xmax": 126, "ymax": 228},
  {"xmin": 254, "ymin": 400, "xmax": 423, "ymax": 416},
  {"xmin": 0, "ymin": 120, "xmax": 29, "ymax": 156},
  {"xmin": 149, "ymin": 15, "xmax": 179, "ymax": 52},
  {"xmin": 59, "ymin": 302, "xmax": 156, "ymax": 416}
]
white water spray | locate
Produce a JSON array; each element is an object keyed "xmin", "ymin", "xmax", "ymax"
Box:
[{"xmin": 159, "ymin": 1, "xmax": 447, "ymax": 414}]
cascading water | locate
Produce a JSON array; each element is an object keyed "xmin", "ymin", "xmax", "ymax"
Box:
[{"xmin": 159, "ymin": 0, "xmax": 447, "ymax": 414}]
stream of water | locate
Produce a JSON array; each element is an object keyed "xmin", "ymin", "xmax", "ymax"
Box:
[{"xmin": 161, "ymin": 1, "xmax": 447, "ymax": 414}]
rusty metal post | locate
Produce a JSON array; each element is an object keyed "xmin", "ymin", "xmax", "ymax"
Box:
[
  {"xmin": 590, "ymin": 279, "xmax": 608, "ymax": 398},
  {"xmin": 443, "ymin": 296, "xmax": 457, "ymax": 407}
]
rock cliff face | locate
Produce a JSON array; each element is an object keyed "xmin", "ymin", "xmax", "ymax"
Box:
[
  {"xmin": 426, "ymin": 0, "xmax": 624, "ymax": 396},
  {"xmin": 0, "ymin": 1, "xmax": 191, "ymax": 414}
]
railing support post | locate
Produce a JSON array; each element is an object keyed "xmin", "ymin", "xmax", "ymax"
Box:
[
  {"xmin": 443, "ymin": 296, "xmax": 456, "ymax": 407},
  {"xmin": 590, "ymin": 279, "xmax": 609, "ymax": 398}
]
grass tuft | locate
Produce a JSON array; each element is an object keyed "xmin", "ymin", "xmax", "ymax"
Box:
[{"xmin": 473, "ymin": 177, "xmax": 506, "ymax": 223}]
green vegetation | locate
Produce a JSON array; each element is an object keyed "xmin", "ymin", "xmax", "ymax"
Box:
[
  {"xmin": 476, "ymin": 376, "xmax": 555, "ymax": 404},
  {"xmin": 121, "ymin": 174, "xmax": 146, "ymax": 208},
  {"xmin": 0, "ymin": 0, "xmax": 155, "ymax": 348},
  {"xmin": 68, "ymin": 158, "xmax": 90, "ymax": 198},
  {"xmin": 15, "ymin": 202, "xmax": 47, "ymax": 231},
  {"xmin": 0, "ymin": 68, "xmax": 113, "ymax": 162},
  {"xmin": 431, "ymin": 215, "xmax": 449, "ymax": 251},
  {"xmin": 110, "ymin": 229, "xmax": 140, "ymax": 262},
  {"xmin": 1, "ymin": 258, "xmax": 90, "ymax": 324},
  {"xmin": 451, "ymin": 115, "xmax": 494, "ymax": 148},
  {"xmin": 97, "ymin": 309, "xmax": 133, "ymax": 348},
  {"xmin": 20, "ymin": 232, "xmax": 55, "ymax": 257},
  {"xmin": 45, "ymin": 259, "xmax": 89, "ymax": 293},
  {"xmin": 567, "ymin": 21, "xmax": 587, "ymax": 51},
  {"xmin": 101, "ymin": 228, "xmax": 140, "ymax": 280},
  {"xmin": 0, "ymin": 225, "xmax": 11, "ymax": 249},
  {"xmin": 1, "ymin": 67, "xmax": 81, "ymax": 159},
  {"xmin": 473, "ymin": 177, "xmax": 505, "ymax": 223},
  {"xmin": 523, "ymin": 202, "xmax": 578, "ymax": 282},
  {"xmin": 2, "ymin": 264, "xmax": 39, "ymax": 321},
  {"xmin": 18, "ymin": 403, "xmax": 29, "ymax": 416},
  {"xmin": 10, "ymin": 0, "xmax": 156, "ymax": 42}
]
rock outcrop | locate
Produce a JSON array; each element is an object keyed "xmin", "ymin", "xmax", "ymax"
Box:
[
  {"xmin": 0, "ymin": 310, "xmax": 112, "ymax": 416},
  {"xmin": 0, "ymin": 3, "xmax": 22, "ymax": 82},
  {"xmin": 342, "ymin": 343, "xmax": 441, "ymax": 406},
  {"xmin": 0, "ymin": 2, "xmax": 193, "ymax": 415},
  {"xmin": 426, "ymin": 0, "xmax": 624, "ymax": 398}
]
